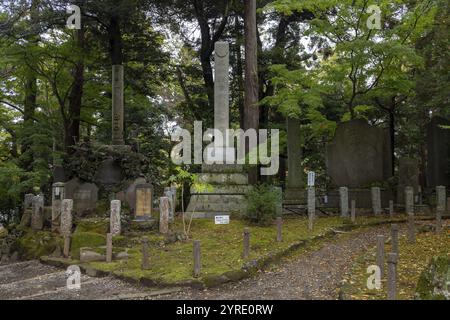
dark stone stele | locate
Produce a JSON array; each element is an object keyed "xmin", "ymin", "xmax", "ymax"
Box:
[
  {"xmin": 94, "ymin": 158, "xmax": 123, "ymax": 185},
  {"xmin": 427, "ymin": 117, "xmax": 450, "ymax": 187},
  {"xmin": 397, "ymin": 158, "xmax": 420, "ymax": 203},
  {"xmin": 326, "ymin": 119, "xmax": 392, "ymax": 188}
]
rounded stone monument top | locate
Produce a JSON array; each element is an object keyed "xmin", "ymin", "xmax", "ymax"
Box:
[{"xmin": 215, "ymin": 41, "xmax": 229, "ymax": 58}]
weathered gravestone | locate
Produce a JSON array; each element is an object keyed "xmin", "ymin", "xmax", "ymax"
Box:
[
  {"xmin": 285, "ymin": 117, "xmax": 304, "ymax": 201},
  {"xmin": 135, "ymin": 184, "xmax": 153, "ymax": 220},
  {"xmin": 94, "ymin": 158, "xmax": 123, "ymax": 185},
  {"xmin": 397, "ymin": 158, "xmax": 420, "ymax": 204},
  {"xmin": 73, "ymin": 183, "xmax": 98, "ymax": 216},
  {"xmin": 164, "ymin": 186, "xmax": 177, "ymax": 222},
  {"xmin": 339, "ymin": 187, "xmax": 349, "ymax": 217},
  {"xmin": 31, "ymin": 195, "xmax": 45, "ymax": 230},
  {"xmin": 426, "ymin": 117, "xmax": 450, "ymax": 187},
  {"xmin": 110, "ymin": 200, "xmax": 121, "ymax": 236},
  {"xmin": 125, "ymin": 177, "xmax": 147, "ymax": 211},
  {"xmin": 60, "ymin": 199, "xmax": 73, "ymax": 237},
  {"xmin": 159, "ymin": 197, "xmax": 170, "ymax": 234},
  {"xmin": 326, "ymin": 119, "xmax": 392, "ymax": 188},
  {"xmin": 371, "ymin": 187, "xmax": 381, "ymax": 215},
  {"xmin": 436, "ymin": 186, "xmax": 446, "ymax": 212},
  {"xmin": 51, "ymin": 182, "xmax": 65, "ymax": 232}
]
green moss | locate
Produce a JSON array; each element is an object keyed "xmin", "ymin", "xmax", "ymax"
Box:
[
  {"xmin": 71, "ymin": 232, "xmax": 106, "ymax": 259},
  {"xmin": 416, "ymin": 256, "xmax": 450, "ymax": 300},
  {"xmin": 74, "ymin": 219, "xmax": 109, "ymax": 234},
  {"xmin": 14, "ymin": 230, "xmax": 63, "ymax": 259}
]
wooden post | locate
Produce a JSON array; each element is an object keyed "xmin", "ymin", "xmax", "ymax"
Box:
[
  {"xmin": 193, "ymin": 240, "xmax": 201, "ymax": 278},
  {"xmin": 376, "ymin": 235, "xmax": 385, "ymax": 277},
  {"xmin": 243, "ymin": 228, "xmax": 250, "ymax": 259},
  {"xmin": 63, "ymin": 235, "xmax": 71, "ymax": 259},
  {"xmin": 276, "ymin": 217, "xmax": 282, "ymax": 242},
  {"xmin": 390, "ymin": 224, "xmax": 399, "ymax": 255},
  {"xmin": 351, "ymin": 200, "xmax": 356, "ymax": 223},
  {"xmin": 387, "ymin": 253, "xmax": 398, "ymax": 300}
]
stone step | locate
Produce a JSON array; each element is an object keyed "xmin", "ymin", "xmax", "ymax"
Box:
[
  {"xmin": 198, "ymin": 173, "xmax": 249, "ymax": 185},
  {"xmin": 191, "ymin": 184, "xmax": 253, "ymax": 195}
]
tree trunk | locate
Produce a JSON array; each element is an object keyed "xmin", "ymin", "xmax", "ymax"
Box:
[
  {"xmin": 234, "ymin": 15, "xmax": 245, "ymax": 129},
  {"xmin": 65, "ymin": 27, "xmax": 85, "ymax": 152},
  {"xmin": 244, "ymin": 0, "xmax": 259, "ymax": 184}
]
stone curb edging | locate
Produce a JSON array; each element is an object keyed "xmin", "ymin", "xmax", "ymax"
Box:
[{"xmin": 40, "ymin": 215, "xmax": 448, "ymax": 290}]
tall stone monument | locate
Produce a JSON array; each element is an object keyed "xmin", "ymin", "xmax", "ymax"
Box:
[
  {"xmin": 186, "ymin": 42, "xmax": 251, "ymax": 218},
  {"xmin": 285, "ymin": 118, "xmax": 304, "ymax": 202}
]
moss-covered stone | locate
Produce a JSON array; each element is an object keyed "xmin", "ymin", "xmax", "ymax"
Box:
[
  {"xmin": 415, "ymin": 256, "xmax": 450, "ymax": 300},
  {"xmin": 74, "ymin": 219, "xmax": 109, "ymax": 234},
  {"xmin": 71, "ymin": 232, "xmax": 106, "ymax": 259},
  {"xmin": 14, "ymin": 230, "xmax": 63, "ymax": 260}
]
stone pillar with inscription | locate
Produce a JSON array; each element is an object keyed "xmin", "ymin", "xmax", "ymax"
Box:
[
  {"xmin": 110, "ymin": 200, "xmax": 121, "ymax": 236},
  {"xmin": 159, "ymin": 197, "xmax": 170, "ymax": 234},
  {"xmin": 31, "ymin": 195, "xmax": 45, "ymax": 231},
  {"xmin": 112, "ymin": 65, "xmax": 124, "ymax": 145},
  {"xmin": 60, "ymin": 199, "xmax": 73, "ymax": 237}
]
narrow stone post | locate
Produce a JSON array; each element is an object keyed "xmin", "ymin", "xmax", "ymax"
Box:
[
  {"xmin": 106, "ymin": 233, "xmax": 113, "ymax": 263},
  {"xmin": 387, "ymin": 253, "xmax": 398, "ymax": 300},
  {"xmin": 63, "ymin": 235, "xmax": 71, "ymax": 258},
  {"xmin": 390, "ymin": 224, "xmax": 399, "ymax": 255},
  {"xmin": 339, "ymin": 187, "xmax": 349, "ymax": 217},
  {"xmin": 351, "ymin": 200, "xmax": 356, "ymax": 223},
  {"xmin": 447, "ymin": 197, "xmax": 450, "ymax": 214},
  {"xmin": 308, "ymin": 186, "xmax": 315, "ymax": 230},
  {"xmin": 389, "ymin": 200, "xmax": 394, "ymax": 218},
  {"xmin": 60, "ymin": 199, "xmax": 73, "ymax": 237},
  {"xmin": 276, "ymin": 217, "xmax": 282, "ymax": 242},
  {"xmin": 371, "ymin": 187, "xmax": 381, "ymax": 215},
  {"xmin": 141, "ymin": 237, "xmax": 150, "ymax": 270},
  {"xmin": 405, "ymin": 186, "xmax": 414, "ymax": 215},
  {"xmin": 159, "ymin": 197, "xmax": 170, "ymax": 234},
  {"xmin": 193, "ymin": 240, "xmax": 201, "ymax": 278},
  {"xmin": 31, "ymin": 195, "xmax": 45, "ymax": 231},
  {"xmin": 110, "ymin": 200, "xmax": 121, "ymax": 236},
  {"xmin": 376, "ymin": 235, "xmax": 385, "ymax": 277},
  {"xmin": 243, "ymin": 228, "xmax": 250, "ymax": 259},
  {"xmin": 164, "ymin": 187, "xmax": 176, "ymax": 223},
  {"xmin": 407, "ymin": 214, "xmax": 415, "ymax": 244},
  {"xmin": 51, "ymin": 182, "xmax": 65, "ymax": 232}
]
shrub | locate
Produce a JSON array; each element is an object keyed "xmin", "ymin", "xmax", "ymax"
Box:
[{"xmin": 243, "ymin": 184, "xmax": 281, "ymax": 226}]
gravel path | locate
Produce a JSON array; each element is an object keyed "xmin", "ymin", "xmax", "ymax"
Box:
[{"xmin": 160, "ymin": 224, "xmax": 405, "ymax": 300}]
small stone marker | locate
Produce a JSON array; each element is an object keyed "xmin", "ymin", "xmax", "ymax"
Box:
[
  {"xmin": 141, "ymin": 237, "xmax": 150, "ymax": 270},
  {"xmin": 63, "ymin": 235, "xmax": 71, "ymax": 258},
  {"xmin": 376, "ymin": 235, "xmax": 385, "ymax": 277},
  {"xmin": 387, "ymin": 253, "xmax": 398, "ymax": 300},
  {"xmin": 391, "ymin": 224, "xmax": 399, "ymax": 255},
  {"xmin": 110, "ymin": 200, "xmax": 121, "ymax": 236},
  {"xmin": 193, "ymin": 240, "xmax": 201, "ymax": 278},
  {"xmin": 339, "ymin": 187, "xmax": 349, "ymax": 217},
  {"xmin": 371, "ymin": 187, "xmax": 381, "ymax": 215},
  {"xmin": 31, "ymin": 195, "xmax": 45, "ymax": 231},
  {"xmin": 436, "ymin": 186, "xmax": 446, "ymax": 212},
  {"xmin": 407, "ymin": 214, "xmax": 415, "ymax": 244},
  {"xmin": 405, "ymin": 186, "xmax": 414, "ymax": 215},
  {"xmin": 60, "ymin": 199, "xmax": 73, "ymax": 237},
  {"xmin": 308, "ymin": 186, "xmax": 315, "ymax": 230},
  {"xmin": 276, "ymin": 217, "xmax": 282, "ymax": 242},
  {"xmin": 351, "ymin": 200, "xmax": 356, "ymax": 223},
  {"xmin": 389, "ymin": 200, "xmax": 394, "ymax": 217},
  {"xmin": 51, "ymin": 182, "xmax": 65, "ymax": 232},
  {"xmin": 164, "ymin": 187, "xmax": 177, "ymax": 222},
  {"xmin": 243, "ymin": 228, "xmax": 250, "ymax": 259},
  {"xmin": 106, "ymin": 233, "xmax": 113, "ymax": 263},
  {"xmin": 159, "ymin": 197, "xmax": 170, "ymax": 234}
]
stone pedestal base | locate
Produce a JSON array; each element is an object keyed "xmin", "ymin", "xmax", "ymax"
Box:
[{"xmin": 185, "ymin": 171, "xmax": 252, "ymax": 218}]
